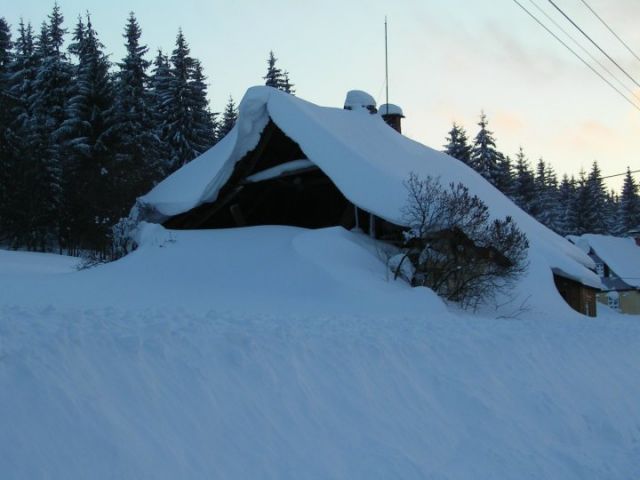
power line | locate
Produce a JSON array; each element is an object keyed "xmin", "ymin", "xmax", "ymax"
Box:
[
  {"xmin": 578, "ymin": 0, "xmax": 640, "ymax": 65},
  {"xmin": 510, "ymin": 0, "xmax": 640, "ymax": 112},
  {"xmin": 528, "ymin": 0, "xmax": 640, "ymax": 103},
  {"xmin": 602, "ymin": 169, "xmax": 640, "ymax": 180},
  {"xmin": 547, "ymin": 0, "xmax": 640, "ymax": 90}
]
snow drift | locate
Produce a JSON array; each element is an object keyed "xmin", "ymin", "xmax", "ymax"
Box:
[
  {"xmin": 0, "ymin": 229, "xmax": 639, "ymax": 479},
  {"xmin": 0, "ymin": 227, "xmax": 443, "ymax": 316},
  {"xmin": 137, "ymin": 86, "xmax": 599, "ymax": 290}
]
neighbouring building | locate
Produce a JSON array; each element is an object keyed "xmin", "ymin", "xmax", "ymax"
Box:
[{"xmin": 569, "ymin": 234, "xmax": 640, "ymax": 315}]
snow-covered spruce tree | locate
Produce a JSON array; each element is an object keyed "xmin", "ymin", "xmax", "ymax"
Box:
[
  {"xmin": 511, "ymin": 147, "xmax": 536, "ymax": 214},
  {"xmin": 30, "ymin": 4, "xmax": 71, "ymax": 130},
  {"xmin": 159, "ymin": 30, "xmax": 216, "ymax": 173},
  {"xmin": 568, "ymin": 170, "xmax": 591, "ymax": 236},
  {"xmin": 544, "ymin": 162, "xmax": 562, "ymax": 230},
  {"xmin": 494, "ymin": 153, "xmax": 514, "ymax": 197},
  {"xmin": 1, "ymin": 20, "xmax": 36, "ymax": 248},
  {"xmin": 263, "ymin": 51, "xmax": 294, "ymax": 93},
  {"xmin": 264, "ymin": 50, "xmax": 284, "ymax": 88},
  {"xmin": 66, "ymin": 14, "xmax": 85, "ymax": 57},
  {"xmin": 56, "ymin": 14, "xmax": 115, "ymax": 254},
  {"xmin": 105, "ymin": 13, "xmax": 164, "ymax": 224},
  {"xmin": 530, "ymin": 158, "xmax": 547, "ymax": 220},
  {"xmin": 15, "ymin": 5, "xmax": 72, "ymax": 250},
  {"xmin": 532, "ymin": 158, "xmax": 561, "ymax": 232},
  {"xmin": 161, "ymin": 30, "xmax": 192, "ymax": 171},
  {"xmin": 218, "ymin": 95, "xmax": 237, "ymax": 139},
  {"xmin": 149, "ymin": 48, "xmax": 171, "ymax": 173},
  {"xmin": 397, "ymin": 173, "xmax": 529, "ymax": 310},
  {"xmin": 282, "ymin": 70, "xmax": 295, "ymax": 95},
  {"xmin": 6, "ymin": 20, "xmax": 36, "ymax": 122},
  {"xmin": 443, "ymin": 122, "xmax": 472, "ymax": 166},
  {"xmin": 619, "ymin": 167, "xmax": 640, "ymax": 233},
  {"xmin": 585, "ymin": 161, "xmax": 610, "ymax": 234},
  {"xmin": 0, "ymin": 17, "xmax": 12, "ymax": 73},
  {"xmin": 189, "ymin": 59, "xmax": 218, "ymax": 149},
  {"xmin": 557, "ymin": 174, "xmax": 576, "ymax": 236},
  {"xmin": 606, "ymin": 190, "xmax": 621, "ymax": 236},
  {"xmin": 0, "ymin": 17, "xmax": 13, "ymax": 137},
  {"xmin": 470, "ymin": 111, "xmax": 502, "ymax": 186},
  {"xmin": 0, "ymin": 17, "xmax": 13, "ymax": 239}
]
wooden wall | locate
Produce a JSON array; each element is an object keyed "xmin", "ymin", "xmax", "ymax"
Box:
[{"xmin": 553, "ymin": 274, "xmax": 598, "ymax": 317}]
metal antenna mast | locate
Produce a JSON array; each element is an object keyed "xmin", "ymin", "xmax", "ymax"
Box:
[{"xmin": 385, "ymin": 16, "xmax": 389, "ymax": 115}]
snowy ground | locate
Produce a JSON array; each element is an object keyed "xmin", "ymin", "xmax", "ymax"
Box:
[{"xmin": 1, "ymin": 226, "xmax": 639, "ymax": 479}]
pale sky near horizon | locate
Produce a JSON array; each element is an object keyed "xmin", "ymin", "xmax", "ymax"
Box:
[{"xmin": 4, "ymin": 0, "xmax": 639, "ymax": 192}]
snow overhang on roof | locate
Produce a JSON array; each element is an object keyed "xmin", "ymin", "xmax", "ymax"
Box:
[
  {"xmin": 136, "ymin": 85, "xmax": 600, "ymax": 288},
  {"xmin": 552, "ymin": 267, "xmax": 602, "ymax": 290}
]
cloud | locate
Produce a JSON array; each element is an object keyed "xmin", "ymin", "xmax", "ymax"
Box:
[
  {"xmin": 493, "ymin": 110, "xmax": 525, "ymax": 136},
  {"xmin": 556, "ymin": 120, "xmax": 617, "ymax": 152}
]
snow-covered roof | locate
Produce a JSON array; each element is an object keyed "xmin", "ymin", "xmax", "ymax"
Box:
[
  {"xmin": 379, "ymin": 103, "xmax": 404, "ymax": 117},
  {"xmin": 570, "ymin": 234, "xmax": 640, "ymax": 288},
  {"xmin": 137, "ymin": 86, "xmax": 599, "ymax": 288}
]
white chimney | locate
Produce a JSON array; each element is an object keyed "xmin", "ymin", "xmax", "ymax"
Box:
[{"xmin": 343, "ymin": 90, "xmax": 377, "ymax": 114}]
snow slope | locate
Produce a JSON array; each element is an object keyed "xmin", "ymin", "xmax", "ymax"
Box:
[
  {"xmin": 1, "ymin": 228, "xmax": 639, "ymax": 479},
  {"xmin": 0, "ymin": 249, "xmax": 78, "ymax": 276},
  {"xmin": 3, "ymin": 305, "xmax": 639, "ymax": 479},
  {"xmin": 137, "ymin": 86, "xmax": 599, "ymax": 290}
]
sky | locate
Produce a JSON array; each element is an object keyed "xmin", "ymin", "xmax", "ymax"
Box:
[{"xmin": 4, "ymin": 0, "xmax": 639, "ymax": 192}]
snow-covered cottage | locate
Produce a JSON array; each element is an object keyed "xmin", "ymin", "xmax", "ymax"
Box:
[
  {"xmin": 134, "ymin": 86, "xmax": 600, "ymax": 315},
  {"xmin": 569, "ymin": 234, "xmax": 640, "ymax": 314}
]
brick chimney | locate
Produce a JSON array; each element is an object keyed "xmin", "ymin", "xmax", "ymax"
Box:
[{"xmin": 379, "ymin": 103, "xmax": 404, "ymax": 134}]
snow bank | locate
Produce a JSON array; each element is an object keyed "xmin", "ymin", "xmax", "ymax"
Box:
[
  {"xmin": 1, "ymin": 306, "xmax": 639, "ymax": 479},
  {"xmin": 137, "ymin": 86, "xmax": 598, "ymax": 291},
  {"xmin": 0, "ymin": 227, "xmax": 437, "ymax": 316},
  {"xmin": 0, "ymin": 226, "xmax": 587, "ymax": 318},
  {"xmin": 1, "ymin": 228, "xmax": 638, "ymax": 479},
  {"xmin": 0, "ymin": 249, "xmax": 79, "ymax": 276}
]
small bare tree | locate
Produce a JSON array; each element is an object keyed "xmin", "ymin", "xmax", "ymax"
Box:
[{"xmin": 397, "ymin": 174, "xmax": 529, "ymax": 309}]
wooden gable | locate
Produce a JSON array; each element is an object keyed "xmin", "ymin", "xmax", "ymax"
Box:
[{"xmin": 164, "ymin": 121, "xmax": 356, "ymax": 231}]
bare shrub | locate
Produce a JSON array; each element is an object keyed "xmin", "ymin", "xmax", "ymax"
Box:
[{"xmin": 398, "ymin": 173, "xmax": 529, "ymax": 309}]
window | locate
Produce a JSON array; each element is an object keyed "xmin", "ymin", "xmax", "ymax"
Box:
[{"xmin": 607, "ymin": 293, "xmax": 620, "ymax": 311}]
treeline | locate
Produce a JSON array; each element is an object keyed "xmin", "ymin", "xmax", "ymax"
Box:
[
  {"xmin": 443, "ymin": 114, "xmax": 640, "ymax": 237},
  {"xmin": 0, "ymin": 6, "xmax": 294, "ymax": 255}
]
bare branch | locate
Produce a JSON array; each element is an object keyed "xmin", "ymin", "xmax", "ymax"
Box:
[{"xmin": 401, "ymin": 174, "xmax": 529, "ymax": 309}]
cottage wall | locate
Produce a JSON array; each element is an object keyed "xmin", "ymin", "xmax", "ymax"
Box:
[
  {"xmin": 598, "ymin": 291, "xmax": 640, "ymax": 315},
  {"xmin": 553, "ymin": 274, "xmax": 597, "ymax": 317},
  {"xmin": 621, "ymin": 292, "xmax": 640, "ymax": 314}
]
